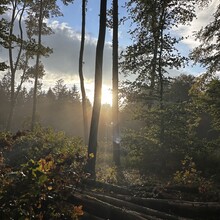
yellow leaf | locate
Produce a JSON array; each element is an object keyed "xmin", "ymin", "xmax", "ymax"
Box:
[
  {"xmin": 89, "ymin": 153, "xmax": 94, "ymax": 158},
  {"xmin": 48, "ymin": 186, "xmax": 53, "ymax": 191}
]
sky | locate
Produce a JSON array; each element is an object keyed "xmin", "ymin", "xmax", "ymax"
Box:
[{"xmin": 0, "ymin": 0, "xmax": 219, "ymax": 105}]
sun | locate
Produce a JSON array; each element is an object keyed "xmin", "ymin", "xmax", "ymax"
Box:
[
  {"xmin": 101, "ymin": 86, "xmax": 112, "ymax": 106},
  {"xmin": 85, "ymin": 83, "xmax": 112, "ymax": 106}
]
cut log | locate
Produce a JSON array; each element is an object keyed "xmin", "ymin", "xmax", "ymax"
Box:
[
  {"xmin": 81, "ymin": 212, "xmax": 105, "ymax": 220},
  {"xmin": 74, "ymin": 181, "xmax": 220, "ymax": 219},
  {"xmin": 68, "ymin": 193, "xmax": 149, "ymax": 220},
  {"xmin": 101, "ymin": 193, "xmax": 220, "ymax": 219},
  {"xmin": 82, "ymin": 179, "xmax": 132, "ymax": 195},
  {"xmin": 83, "ymin": 191, "xmax": 190, "ymax": 220}
]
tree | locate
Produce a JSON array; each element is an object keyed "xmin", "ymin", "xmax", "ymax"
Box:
[
  {"xmin": 191, "ymin": 3, "xmax": 220, "ymax": 74},
  {"xmin": 27, "ymin": 0, "xmax": 60, "ymax": 130},
  {"xmin": 87, "ymin": 0, "xmax": 107, "ymax": 178},
  {"xmin": 53, "ymin": 79, "xmax": 68, "ymax": 100},
  {"xmin": 6, "ymin": 0, "xmax": 28, "ymax": 130},
  {"xmin": 78, "ymin": 0, "xmax": 89, "ymax": 144},
  {"xmin": 31, "ymin": 0, "xmax": 43, "ymax": 131},
  {"xmin": 112, "ymin": 0, "xmax": 120, "ymax": 166},
  {"xmin": 0, "ymin": 0, "xmax": 10, "ymax": 71},
  {"xmin": 121, "ymin": 0, "xmax": 198, "ymax": 145},
  {"xmin": 120, "ymin": 74, "xmax": 196, "ymax": 175},
  {"xmin": 0, "ymin": 74, "xmax": 10, "ymax": 128}
]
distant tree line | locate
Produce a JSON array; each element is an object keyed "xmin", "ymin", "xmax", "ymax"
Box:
[{"xmin": 0, "ymin": 76, "xmax": 85, "ymax": 135}]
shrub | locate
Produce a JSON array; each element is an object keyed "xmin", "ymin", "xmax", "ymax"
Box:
[
  {"xmin": 173, "ymin": 156, "xmax": 213, "ymax": 193},
  {"xmin": 0, "ymin": 128, "xmax": 87, "ymax": 219}
]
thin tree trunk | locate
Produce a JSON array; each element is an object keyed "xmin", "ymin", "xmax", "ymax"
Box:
[
  {"xmin": 15, "ymin": 54, "xmax": 29, "ymax": 101},
  {"xmin": 31, "ymin": 0, "xmax": 43, "ymax": 131},
  {"xmin": 148, "ymin": 3, "xmax": 159, "ymax": 108},
  {"xmin": 158, "ymin": 4, "xmax": 166, "ymax": 146},
  {"xmin": 87, "ymin": 0, "xmax": 107, "ymax": 178},
  {"xmin": 7, "ymin": 0, "xmax": 26, "ymax": 130},
  {"xmin": 112, "ymin": 0, "xmax": 120, "ymax": 167},
  {"xmin": 7, "ymin": 1, "xmax": 16, "ymax": 131},
  {"xmin": 79, "ymin": 0, "xmax": 89, "ymax": 144}
]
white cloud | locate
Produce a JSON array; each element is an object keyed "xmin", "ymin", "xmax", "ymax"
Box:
[
  {"xmin": 174, "ymin": 0, "xmax": 219, "ymax": 49},
  {"xmin": 0, "ymin": 16, "xmax": 113, "ymax": 93},
  {"xmin": 42, "ymin": 20, "xmax": 112, "ymax": 86}
]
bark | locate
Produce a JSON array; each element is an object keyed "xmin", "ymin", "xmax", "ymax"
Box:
[
  {"xmin": 82, "ymin": 212, "xmax": 105, "ymax": 220},
  {"xmin": 15, "ymin": 54, "xmax": 29, "ymax": 101},
  {"xmin": 112, "ymin": 0, "xmax": 121, "ymax": 167},
  {"xmin": 31, "ymin": 0, "xmax": 43, "ymax": 131},
  {"xmin": 68, "ymin": 193, "xmax": 149, "ymax": 220},
  {"xmin": 78, "ymin": 191, "xmax": 183, "ymax": 220},
  {"xmin": 72, "ymin": 187, "xmax": 220, "ymax": 219},
  {"xmin": 87, "ymin": 0, "xmax": 107, "ymax": 178},
  {"xmin": 7, "ymin": 0, "xmax": 26, "ymax": 130},
  {"xmin": 79, "ymin": 0, "xmax": 89, "ymax": 144},
  {"xmin": 66, "ymin": 180, "xmax": 220, "ymax": 219},
  {"xmin": 158, "ymin": 2, "xmax": 166, "ymax": 147},
  {"xmin": 149, "ymin": 3, "xmax": 159, "ymax": 93},
  {"xmin": 83, "ymin": 179, "xmax": 132, "ymax": 195},
  {"xmin": 111, "ymin": 194, "xmax": 220, "ymax": 219}
]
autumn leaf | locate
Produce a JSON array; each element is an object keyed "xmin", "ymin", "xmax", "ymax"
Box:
[
  {"xmin": 89, "ymin": 153, "xmax": 94, "ymax": 158},
  {"xmin": 73, "ymin": 205, "xmax": 84, "ymax": 218},
  {"xmin": 47, "ymin": 186, "xmax": 53, "ymax": 191}
]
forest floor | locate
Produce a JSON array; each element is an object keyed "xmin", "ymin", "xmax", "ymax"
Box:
[{"xmin": 68, "ymin": 179, "xmax": 220, "ymax": 220}]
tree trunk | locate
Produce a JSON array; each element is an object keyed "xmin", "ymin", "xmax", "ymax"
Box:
[
  {"xmin": 112, "ymin": 0, "xmax": 121, "ymax": 167},
  {"xmin": 7, "ymin": 0, "xmax": 25, "ymax": 131},
  {"xmin": 158, "ymin": 5, "xmax": 166, "ymax": 146},
  {"xmin": 79, "ymin": 0, "xmax": 89, "ymax": 144},
  {"xmin": 31, "ymin": 0, "xmax": 43, "ymax": 131},
  {"xmin": 87, "ymin": 0, "xmax": 107, "ymax": 178},
  {"xmin": 68, "ymin": 193, "xmax": 148, "ymax": 220}
]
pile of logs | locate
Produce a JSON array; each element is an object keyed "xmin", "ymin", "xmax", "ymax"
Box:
[{"xmin": 67, "ymin": 181, "xmax": 220, "ymax": 220}]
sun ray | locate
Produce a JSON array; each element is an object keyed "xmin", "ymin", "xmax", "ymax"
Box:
[{"xmin": 101, "ymin": 86, "xmax": 112, "ymax": 105}]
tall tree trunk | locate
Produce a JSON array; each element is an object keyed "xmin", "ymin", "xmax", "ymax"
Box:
[
  {"xmin": 79, "ymin": 0, "xmax": 89, "ymax": 144},
  {"xmin": 112, "ymin": 0, "xmax": 120, "ymax": 167},
  {"xmin": 7, "ymin": 1, "xmax": 16, "ymax": 131},
  {"xmin": 7, "ymin": 0, "xmax": 26, "ymax": 130},
  {"xmin": 87, "ymin": 0, "xmax": 107, "ymax": 178},
  {"xmin": 158, "ymin": 2, "xmax": 166, "ymax": 171},
  {"xmin": 31, "ymin": 0, "xmax": 43, "ymax": 131},
  {"xmin": 158, "ymin": 3, "xmax": 166, "ymax": 146},
  {"xmin": 148, "ymin": 2, "xmax": 159, "ymax": 108}
]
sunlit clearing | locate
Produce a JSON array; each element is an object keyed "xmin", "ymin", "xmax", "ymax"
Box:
[{"xmin": 101, "ymin": 86, "xmax": 112, "ymax": 105}]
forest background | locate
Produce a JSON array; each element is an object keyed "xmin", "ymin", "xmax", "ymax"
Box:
[{"xmin": 1, "ymin": 0, "xmax": 220, "ymax": 191}]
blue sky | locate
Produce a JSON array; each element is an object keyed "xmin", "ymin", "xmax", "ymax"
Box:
[
  {"xmin": 56, "ymin": 0, "xmax": 130, "ymax": 45},
  {"xmin": 0, "ymin": 0, "xmax": 219, "ymax": 104},
  {"xmin": 50, "ymin": 0, "xmax": 218, "ymax": 80}
]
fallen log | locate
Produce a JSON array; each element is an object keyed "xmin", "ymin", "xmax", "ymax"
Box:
[
  {"xmin": 81, "ymin": 191, "xmax": 190, "ymax": 220},
  {"xmin": 103, "ymin": 193, "xmax": 220, "ymax": 219},
  {"xmin": 81, "ymin": 212, "xmax": 105, "ymax": 220},
  {"xmin": 77, "ymin": 181, "xmax": 220, "ymax": 219},
  {"xmin": 82, "ymin": 179, "xmax": 132, "ymax": 195},
  {"xmin": 67, "ymin": 193, "xmax": 149, "ymax": 220}
]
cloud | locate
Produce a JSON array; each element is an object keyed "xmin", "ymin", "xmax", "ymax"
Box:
[
  {"xmin": 42, "ymin": 20, "xmax": 113, "ymax": 86},
  {"xmin": 174, "ymin": 0, "xmax": 219, "ymax": 49},
  {"xmin": 0, "ymin": 16, "xmax": 113, "ymax": 91}
]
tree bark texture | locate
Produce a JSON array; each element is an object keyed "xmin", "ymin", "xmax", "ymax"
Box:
[
  {"xmin": 68, "ymin": 185, "xmax": 220, "ymax": 220},
  {"xmin": 7, "ymin": 0, "xmax": 25, "ymax": 130},
  {"xmin": 31, "ymin": 0, "xmax": 43, "ymax": 131},
  {"xmin": 79, "ymin": 0, "xmax": 89, "ymax": 144},
  {"xmin": 87, "ymin": 0, "xmax": 107, "ymax": 178},
  {"xmin": 112, "ymin": 0, "xmax": 121, "ymax": 167}
]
